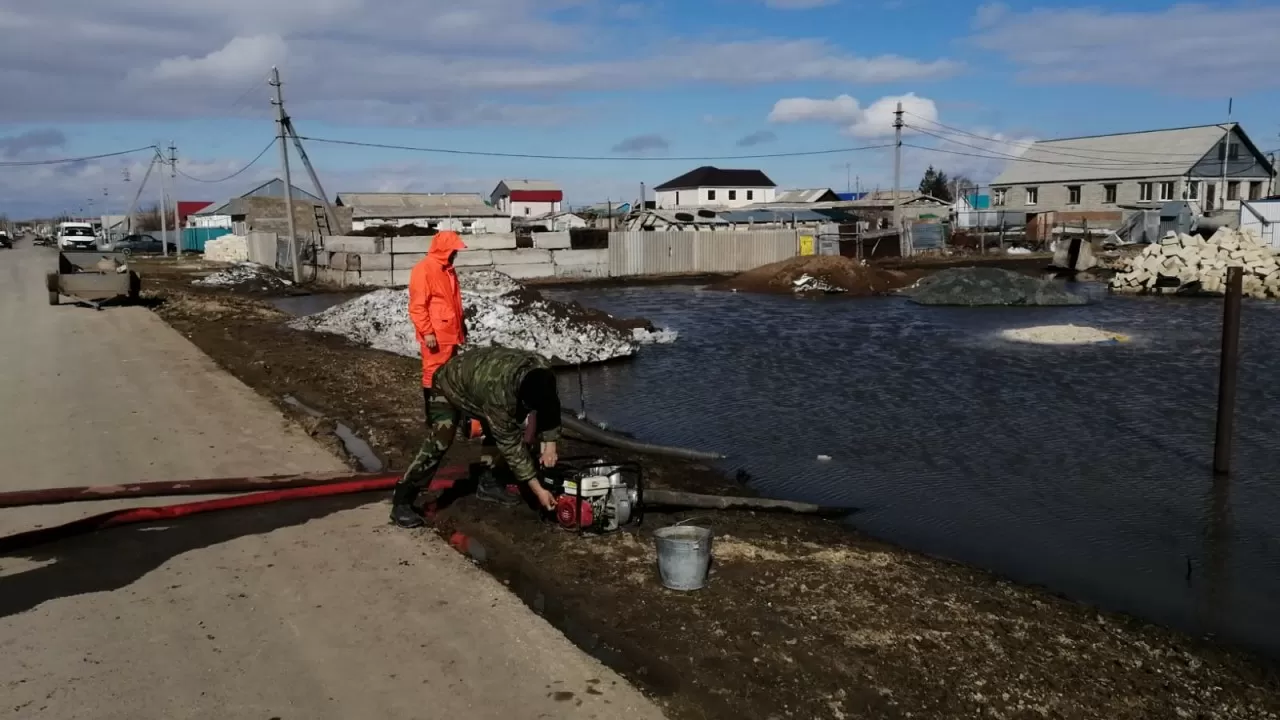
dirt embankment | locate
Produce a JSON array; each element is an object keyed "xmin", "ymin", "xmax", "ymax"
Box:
[
  {"xmin": 138, "ymin": 263, "xmax": 1280, "ymax": 720},
  {"xmin": 710, "ymin": 255, "xmax": 922, "ymax": 296}
]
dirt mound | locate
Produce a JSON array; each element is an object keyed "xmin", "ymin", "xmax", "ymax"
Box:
[
  {"xmin": 906, "ymin": 267, "xmax": 1089, "ymax": 306},
  {"xmin": 712, "ymin": 255, "xmax": 918, "ymax": 296}
]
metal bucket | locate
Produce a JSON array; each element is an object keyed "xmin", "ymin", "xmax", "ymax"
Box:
[{"xmin": 653, "ymin": 525, "xmax": 713, "ymax": 591}]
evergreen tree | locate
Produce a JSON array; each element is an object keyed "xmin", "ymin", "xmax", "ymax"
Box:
[{"xmin": 917, "ymin": 165, "xmax": 954, "ymax": 202}]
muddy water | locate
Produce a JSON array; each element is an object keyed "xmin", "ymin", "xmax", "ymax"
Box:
[{"xmin": 545, "ymin": 283, "xmax": 1280, "ymax": 658}]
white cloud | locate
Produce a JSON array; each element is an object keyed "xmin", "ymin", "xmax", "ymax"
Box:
[
  {"xmin": 144, "ymin": 35, "xmax": 287, "ymax": 85},
  {"xmin": 768, "ymin": 92, "xmax": 937, "ymax": 138},
  {"xmin": 0, "ymin": 1, "xmax": 960, "ymax": 125},
  {"xmin": 969, "ymin": 3, "xmax": 1280, "ymax": 91}
]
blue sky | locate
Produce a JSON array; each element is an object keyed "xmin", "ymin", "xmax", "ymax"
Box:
[{"xmin": 1, "ymin": 0, "xmax": 1278, "ymax": 217}]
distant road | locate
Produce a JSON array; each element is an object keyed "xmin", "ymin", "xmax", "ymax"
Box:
[{"xmin": 0, "ymin": 241, "xmax": 665, "ymax": 720}]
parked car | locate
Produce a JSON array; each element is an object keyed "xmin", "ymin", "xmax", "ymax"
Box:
[
  {"xmin": 0, "ymin": 232, "xmax": 11, "ymax": 249},
  {"xmin": 109, "ymin": 234, "xmax": 176, "ymax": 255}
]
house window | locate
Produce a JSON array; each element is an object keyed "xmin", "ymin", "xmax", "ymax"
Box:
[
  {"xmin": 1103, "ymin": 184, "xmax": 1117, "ymax": 204},
  {"xmin": 675, "ymin": 192, "xmax": 680, "ymax": 205},
  {"xmin": 1250, "ymin": 181, "xmax": 1263, "ymax": 201},
  {"xmin": 1186, "ymin": 181, "xmax": 1199, "ymax": 200},
  {"xmin": 707, "ymin": 189, "xmax": 717, "ymax": 201},
  {"xmin": 1227, "ymin": 181, "xmax": 1240, "ymax": 200},
  {"xmin": 524, "ymin": 207, "xmax": 530, "ymax": 215},
  {"xmin": 1025, "ymin": 187, "xmax": 1038, "ymax": 205},
  {"xmin": 1159, "ymin": 181, "xmax": 1175, "ymax": 201},
  {"xmin": 728, "ymin": 190, "xmax": 737, "ymax": 201},
  {"xmin": 993, "ymin": 188, "xmax": 1007, "ymax": 206},
  {"xmin": 1139, "ymin": 182, "xmax": 1153, "ymax": 202},
  {"xmin": 1066, "ymin": 185, "xmax": 1081, "ymax": 205},
  {"xmin": 1229, "ymin": 143, "xmax": 1240, "ymax": 160},
  {"xmin": 746, "ymin": 190, "xmax": 754, "ymax": 200}
]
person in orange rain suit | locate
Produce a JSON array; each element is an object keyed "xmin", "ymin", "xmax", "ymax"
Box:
[{"xmin": 408, "ymin": 230, "xmax": 468, "ymax": 391}]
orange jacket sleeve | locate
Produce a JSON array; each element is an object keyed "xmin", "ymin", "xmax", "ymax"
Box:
[{"xmin": 408, "ymin": 263, "xmax": 433, "ymax": 338}]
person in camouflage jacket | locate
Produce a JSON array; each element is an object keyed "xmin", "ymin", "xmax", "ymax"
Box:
[{"xmin": 390, "ymin": 346, "xmax": 562, "ymax": 528}]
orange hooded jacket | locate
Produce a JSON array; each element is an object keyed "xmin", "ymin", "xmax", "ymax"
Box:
[{"xmin": 408, "ymin": 231, "xmax": 467, "ymax": 348}]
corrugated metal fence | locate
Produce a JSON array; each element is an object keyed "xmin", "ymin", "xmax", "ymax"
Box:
[
  {"xmin": 181, "ymin": 227, "xmax": 232, "ymax": 252},
  {"xmin": 607, "ymin": 230, "xmax": 798, "ymax": 276}
]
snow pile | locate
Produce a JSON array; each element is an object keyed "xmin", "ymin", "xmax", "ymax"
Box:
[
  {"xmin": 1000, "ymin": 325, "xmax": 1128, "ymax": 345},
  {"xmin": 289, "ymin": 269, "xmax": 640, "ymax": 364},
  {"xmin": 906, "ymin": 267, "xmax": 1088, "ymax": 306},
  {"xmin": 192, "ymin": 262, "xmax": 291, "ymax": 291},
  {"xmin": 792, "ymin": 273, "xmax": 846, "ymax": 294},
  {"xmin": 1110, "ymin": 228, "xmax": 1278, "ymax": 298},
  {"xmin": 632, "ymin": 327, "xmax": 679, "ymax": 345},
  {"xmin": 203, "ymin": 235, "xmax": 248, "ymax": 263}
]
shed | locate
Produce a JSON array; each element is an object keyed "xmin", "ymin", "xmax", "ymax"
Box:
[{"xmin": 1241, "ymin": 200, "xmax": 1280, "ymax": 250}]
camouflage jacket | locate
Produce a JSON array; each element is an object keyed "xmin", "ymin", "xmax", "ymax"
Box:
[{"xmin": 434, "ymin": 347, "xmax": 562, "ymax": 484}]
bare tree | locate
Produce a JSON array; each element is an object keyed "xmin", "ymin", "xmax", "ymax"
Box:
[{"xmin": 135, "ymin": 203, "xmax": 162, "ymax": 231}]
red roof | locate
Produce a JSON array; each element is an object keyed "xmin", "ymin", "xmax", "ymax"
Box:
[
  {"xmin": 509, "ymin": 190, "xmax": 562, "ymax": 203},
  {"xmin": 177, "ymin": 201, "xmax": 213, "ymax": 226}
]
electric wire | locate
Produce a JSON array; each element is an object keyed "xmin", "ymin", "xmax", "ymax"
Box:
[
  {"xmin": 907, "ymin": 125, "xmax": 1192, "ymax": 169},
  {"xmin": 295, "ymin": 135, "xmax": 894, "ymax": 161},
  {"xmin": 174, "ymin": 139, "xmax": 277, "ymax": 183},
  {"xmin": 0, "ymin": 145, "xmax": 157, "ymax": 167}
]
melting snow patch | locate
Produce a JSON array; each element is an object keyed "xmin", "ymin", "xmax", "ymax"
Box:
[
  {"xmin": 792, "ymin": 273, "xmax": 846, "ymax": 294},
  {"xmin": 289, "ymin": 269, "xmax": 641, "ymax": 364},
  {"xmin": 192, "ymin": 262, "xmax": 291, "ymax": 289},
  {"xmin": 1000, "ymin": 325, "xmax": 1129, "ymax": 345}
]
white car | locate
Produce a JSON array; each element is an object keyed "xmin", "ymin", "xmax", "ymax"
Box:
[{"xmin": 57, "ymin": 222, "xmax": 97, "ymax": 250}]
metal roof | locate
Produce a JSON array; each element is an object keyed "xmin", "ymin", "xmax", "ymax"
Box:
[
  {"xmin": 991, "ymin": 124, "xmax": 1261, "ymax": 186},
  {"xmin": 774, "ymin": 188, "xmax": 838, "ymax": 203},
  {"xmin": 497, "ymin": 179, "xmax": 559, "ymax": 191},
  {"xmin": 720, "ymin": 208, "xmax": 853, "ymax": 223},
  {"xmin": 654, "ymin": 166, "xmax": 776, "ymax": 191},
  {"xmin": 335, "ymin": 192, "xmax": 506, "ymax": 219}
]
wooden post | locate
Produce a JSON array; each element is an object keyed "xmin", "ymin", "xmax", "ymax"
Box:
[{"xmin": 1214, "ymin": 266, "xmax": 1243, "ymax": 476}]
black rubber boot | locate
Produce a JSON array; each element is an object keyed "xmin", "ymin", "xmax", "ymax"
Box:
[
  {"xmin": 475, "ymin": 469, "xmax": 521, "ymax": 507},
  {"xmin": 389, "ymin": 482, "xmax": 425, "ymax": 528}
]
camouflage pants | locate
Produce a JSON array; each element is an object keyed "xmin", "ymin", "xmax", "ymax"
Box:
[{"xmin": 399, "ymin": 388, "xmax": 462, "ymax": 494}]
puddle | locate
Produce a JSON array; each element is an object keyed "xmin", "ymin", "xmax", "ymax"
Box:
[
  {"xmin": 282, "ymin": 395, "xmax": 384, "ymax": 472},
  {"xmin": 270, "ymin": 292, "xmax": 366, "ymax": 317}
]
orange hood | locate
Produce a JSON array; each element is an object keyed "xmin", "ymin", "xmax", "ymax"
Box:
[{"xmin": 428, "ymin": 231, "xmax": 467, "ymax": 264}]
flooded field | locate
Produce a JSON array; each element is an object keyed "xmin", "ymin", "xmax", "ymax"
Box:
[{"xmin": 541, "ymin": 283, "xmax": 1280, "ymax": 658}]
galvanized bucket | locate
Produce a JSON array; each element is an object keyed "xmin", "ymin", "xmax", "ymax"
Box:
[{"xmin": 653, "ymin": 525, "xmax": 713, "ymax": 591}]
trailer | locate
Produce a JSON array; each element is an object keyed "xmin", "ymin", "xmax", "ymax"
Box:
[{"xmin": 45, "ymin": 251, "xmax": 141, "ymax": 309}]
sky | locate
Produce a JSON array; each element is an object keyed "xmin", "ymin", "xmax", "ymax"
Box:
[{"xmin": 2, "ymin": 0, "xmax": 1279, "ymax": 218}]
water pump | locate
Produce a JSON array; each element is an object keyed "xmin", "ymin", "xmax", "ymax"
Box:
[{"xmin": 538, "ymin": 459, "xmax": 643, "ymax": 534}]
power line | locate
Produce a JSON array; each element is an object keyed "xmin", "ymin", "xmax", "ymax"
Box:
[
  {"xmin": 903, "ymin": 111, "xmax": 1218, "ymax": 160},
  {"xmin": 0, "ymin": 145, "xmax": 156, "ymax": 167},
  {"xmin": 903, "ymin": 141, "xmax": 1269, "ymax": 178},
  {"xmin": 174, "ymin": 139, "xmax": 277, "ymax": 183},
  {"xmin": 907, "ymin": 125, "xmax": 1191, "ymax": 169},
  {"xmin": 295, "ymin": 135, "xmax": 893, "ymax": 161}
]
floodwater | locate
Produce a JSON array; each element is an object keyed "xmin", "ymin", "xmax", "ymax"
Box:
[{"xmin": 544, "ymin": 283, "xmax": 1280, "ymax": 659}]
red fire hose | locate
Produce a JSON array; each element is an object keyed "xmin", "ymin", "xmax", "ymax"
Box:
[{"xmin": 0, "ymin": 466, "xmax": 468, "ymax": 554}]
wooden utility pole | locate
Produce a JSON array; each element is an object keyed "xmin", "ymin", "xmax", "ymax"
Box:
[
  {"xmin": 169, "ymin": 142, "xmax": 182, "ymax": 257},
  {"xmin": 271, "ymin": 66, "xmax": 301, "ymax": 284}
]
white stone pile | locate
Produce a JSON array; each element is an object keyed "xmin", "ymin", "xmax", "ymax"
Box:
[
  {"xmin": 203, "ymin": 235, "xmax": 249, "ymax": 263},
  {"xmin": 1109, "ymin": 228, "xmax": 1279, "ymax": 298}
]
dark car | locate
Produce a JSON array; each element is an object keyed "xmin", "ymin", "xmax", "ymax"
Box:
[
  {"xmin": 0, "ymin": 232, "xmax": 11, "ymax": 249},
  {"xmin": 112, "ymin": 234, "xmax": 175, "ymax": 255}
]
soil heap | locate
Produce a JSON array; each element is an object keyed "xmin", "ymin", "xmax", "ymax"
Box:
[
  {"xmin": 906, "ymin": 267, "xmax": 1088, "ymax": 306},
  {"xmin": 712, "ymin": 255, "xmax": 917, "ymax": 296},
  {"xmin": 289, "ymin": 269, "xmax": 654, "ymax": 364},
  {"xmin": 1110, "ymin": 228, "xmax": 1279, "ymax": 298}
]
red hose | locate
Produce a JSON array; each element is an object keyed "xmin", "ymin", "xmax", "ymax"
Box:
[{"xmin": 0, "ymin": 467, "xmax": 466, "ymax": 554}]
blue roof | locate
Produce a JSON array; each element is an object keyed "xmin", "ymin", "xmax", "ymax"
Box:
[{"xmin": 836, "ymin": 192, "xmax": 868, "ymax": 201}]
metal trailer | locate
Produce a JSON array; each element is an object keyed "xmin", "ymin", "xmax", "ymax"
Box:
[{"xmin": 45, "ymin": 251, "xmax": 141, "ymax": 310}]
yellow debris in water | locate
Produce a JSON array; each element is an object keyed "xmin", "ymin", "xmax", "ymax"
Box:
[{"xmin": 999, "ymin": 325, "xmax": 1129, "ymax": 345}]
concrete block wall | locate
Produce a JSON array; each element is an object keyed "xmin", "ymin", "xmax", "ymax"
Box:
[{"xmin": 314, "ymin": 233, "xmax": 608, "ymax": 288}]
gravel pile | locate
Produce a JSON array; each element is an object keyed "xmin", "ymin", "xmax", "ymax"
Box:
[{"xmin": 906, "ymin": 267, "xmax": 1088, "ymax": 306}]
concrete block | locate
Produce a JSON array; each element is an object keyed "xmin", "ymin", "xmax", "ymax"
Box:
[
  {"xmin": 382, "ymin": 236, "xmax": 431, "ymax": 254},
  {"xmin": 329, "ymin": 252, "xmax": 359, "ymax": 271},
  {"xmin": 358, "ymin": 252, "xmax": 425, "ymax": 271},
  {"xmin": 495, "ymin": 262, "xmax": 555, "ymax": 279},
  {"xmin": 533, "ymin": 232, "xmax": 572, "ymax": 250},
  {"xmin": 492, "ymin": 249, "xmax": 552, "ymax": 265},
  {"xmin": 461, "ymin": 234, "xmax": 518, "ymax": 250},
  {"xmin": 325, "ymin": 236, "xmax": 383, "ymax": 254},
  {"xmin": 553, "ymin": 262, "xmax": 609, "ymax": 279},
  {"xmin": 551, "ymin": 249, "xmax": 608, "ymax": 266},
  {"xmin": 454, "ymin": 250, "xmax": 493, "ymax": 267}
]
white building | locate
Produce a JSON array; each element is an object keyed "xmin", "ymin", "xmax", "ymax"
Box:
[
  {"xmin": 335, "ymin": 193, "xmax": 512, "ymax": 234},
  {"xmin": 652, "ymin": 166, "xmax": 777, "ymax": 209},
  {"xmin": 489, "ymin": 179, "xmax": 563, "ymax": 218}
]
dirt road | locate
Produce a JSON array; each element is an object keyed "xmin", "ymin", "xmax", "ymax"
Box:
[{"xmin": 0, "ymin": 241, "xmax": 666, "ymax": 719}]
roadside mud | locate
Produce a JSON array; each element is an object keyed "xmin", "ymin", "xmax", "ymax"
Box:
[{"xmin": 141, "ymin": 265, "xmax": 1280, "ymax": 720}]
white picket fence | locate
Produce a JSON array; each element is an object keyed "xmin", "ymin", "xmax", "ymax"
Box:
[{"xmin": 607, "ymin": 230, "xmax": 798, "ymax": 277}]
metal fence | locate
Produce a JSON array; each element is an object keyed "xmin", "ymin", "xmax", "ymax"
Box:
[
  {"xmin": 181, "ymin": 227, "xmax": 232, "ymax": 252},
  {"xmin": 607, "ymin": 230, "xmax": 798, "ymax": 276}
]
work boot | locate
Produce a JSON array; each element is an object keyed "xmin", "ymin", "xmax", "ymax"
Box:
[
  {"xmin": 389, "ymin": 482, "xmax": 426, "ymax": 528},
  {"xmin": 474, "ymin": 468, "xmax": 521, "ymax": 507}
]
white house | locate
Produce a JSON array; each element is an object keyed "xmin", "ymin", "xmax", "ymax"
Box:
[
  {"xmin": 652, "ymin": 166, "xmax": 777, "ymax": 209},
  {"xmin": 526, "ymin": 211, "xmax": 587, "ymax": 231},
  {"xmin": 335, "ymin": 192, "xmax": 512, "ymax": 234},
  {"xmin": 489, "ymin": 179, "xmax": 563, "ymax": 218}
]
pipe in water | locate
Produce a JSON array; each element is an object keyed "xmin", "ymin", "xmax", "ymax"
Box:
[{"xmin": 559, "ymin": 412, "xmax": 725, "ymax": 462}]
